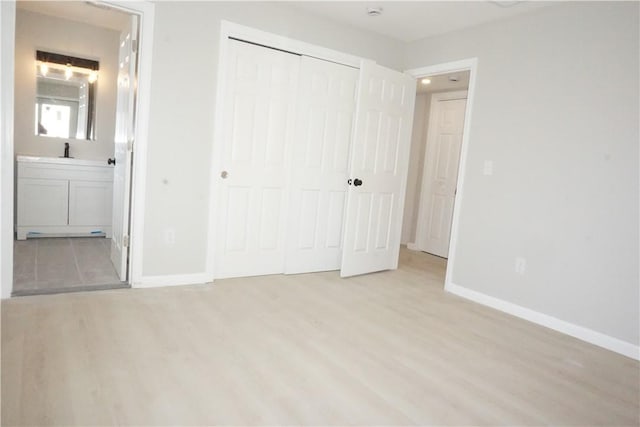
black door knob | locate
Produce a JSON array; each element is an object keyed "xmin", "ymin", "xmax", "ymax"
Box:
[
  {"xmin": 108, "ymin": 158, "xmax": 116, "ymax": 166},
  {"xmin": 353, "ymin": 178, "xmax": 363, "ymax": 187}
]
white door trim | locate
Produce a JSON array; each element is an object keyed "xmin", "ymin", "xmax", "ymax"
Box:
[
  {"xmin": 206, "ymin": 21, "xmax": 365, "ymax": 281},
  {"xmin": 414, "ymin": 89, "xmax": 467, "ymax": 255},
  {"xmin": 0, "ymin": 1, "xmax": 154, "ymax": 297},
  {"xmin": 427, "ymin": 90, "xmax": 468, "ymax": 102},
  {"xmin": 0, "ymin": 1, "xmax": 16, "ymax": 299},
  {"xmin": 405, "ymin": 58, "xmax": 478, "ymax": 292}
]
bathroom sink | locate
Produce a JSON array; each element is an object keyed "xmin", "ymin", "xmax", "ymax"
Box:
[{"xmin": 16, "ymin": 155, "xmax": 111, "ymax": 167}]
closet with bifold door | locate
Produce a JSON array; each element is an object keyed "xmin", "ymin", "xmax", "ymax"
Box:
[{"xmin": 215, "ymin": 37, "xmax": 417, "ymax": 279}]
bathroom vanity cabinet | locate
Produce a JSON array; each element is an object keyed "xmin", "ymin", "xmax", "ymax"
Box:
[{"xmin": 16, "ymin": 156, "xmax": 113, "ymax": 240}]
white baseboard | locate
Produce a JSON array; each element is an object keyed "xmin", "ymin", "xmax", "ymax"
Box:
[
  {"xmin": 133, "ymin": 272, "xmax": 211, "ymax": 289},
  {"xmin": 446, "ymin": 281, "xmax": 640, "ymax": 361}
]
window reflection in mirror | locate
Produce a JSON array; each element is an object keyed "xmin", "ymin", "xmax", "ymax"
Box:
[{"xmin": 35, "ymin": 51, "xmax": 98, "ymax": 141}]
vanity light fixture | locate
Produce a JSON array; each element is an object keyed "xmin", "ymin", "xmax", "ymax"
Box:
[
  {"xmin": 421, "ymin": 78, "xmax": 431, "ymax": 85},
  {"xmin": 36, "ymin": 61, "xmax": 99, "ymax": 82},
  {"xmin": 36, "ymin": 51, "xmax": 100, "ymax": 83},
  {"xmin": 65, "ymin": 64, "xmax": 73, "ymax": 80}
]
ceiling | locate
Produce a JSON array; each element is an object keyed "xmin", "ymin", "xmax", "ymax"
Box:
[
  {"xmin": 290, "ymin": 1, "xmax": 554, "ymax": 43},
  {"xmin": 16, "ymin": 1, "xmax": 555, "ymax": 43},
  {"xmin": 417, "ymin": 70, "xmax": 470, "ymax": 94},
  {"xmin": 17, "ymin": 1, "xmax": 130, "ymax": 32}
]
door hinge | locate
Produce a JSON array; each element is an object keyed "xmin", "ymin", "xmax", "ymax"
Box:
[
  {"xmin": 127, "ymin": 139, "xmax": 134, "ymax": 152},
  {"xmin": 123, "ymin": 234, "xmax": 130, "ymax": 248},
  {"xmin": 132, "ymin": 38, "xmax": 138, "ymax": 54}
]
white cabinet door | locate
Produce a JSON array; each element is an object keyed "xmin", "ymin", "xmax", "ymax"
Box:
[
  {"xmin": 285, "ymin": 56, "xmax": 358, "ymax": 274},
  {"xmin": 68, "ymin": 180, "xmax": 113, "ymax": 226},
  {"xmin": 215, "ymin": 40, "xmax": 300, "ymax": 279},
  {"xmin": 17, "ymin": 178, "xmax": 69, "ymax": 226},
  {"xmin": 110, "ymin": 16, "xmax": 138, "ymax": 280},
  {"xmin": 417, "ymin": 93, "xmax": 467, "ymax": 258},
  {"xmin": 340, "ymin": 62, "xmax": 416, "ymax": 277}
]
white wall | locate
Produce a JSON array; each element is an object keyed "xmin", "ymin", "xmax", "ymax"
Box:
[
  {"xmin": 402, "ymin": 93, "xmax": 430, "ymax": 244},
  {"xmin": 405, "ymin": 2, "xmax": 639, "ymax": 347},
  {"xmin": 141, "ymin": 2, "xmax": 405, "ymax": 277},
  {"xmin": 14, "ymin": 9, "xmax": 119, "ymax": 161}
]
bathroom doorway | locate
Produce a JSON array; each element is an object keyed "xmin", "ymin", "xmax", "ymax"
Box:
[{"xmin": 11, "ymin": 1, "xmax": 139, "ymax": 296}]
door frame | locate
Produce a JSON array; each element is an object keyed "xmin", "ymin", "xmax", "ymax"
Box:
[
  {"xmin": 207, "ymin": 21, "xmax": 364, "ymax": 280},
  {"xmin": 414, "ymin": 89, "xmax": 468, "ymax": 255},
  {"xmin": 0, "ymin": 1, "xmax": 16, "ymax": 299},
  {"xmin": 405, "ymin": 58, "xmax": 478, "ymax": 291},
  {"xmin": 0, "ymin": 0, "xmax": 155, "ymax": 298}
]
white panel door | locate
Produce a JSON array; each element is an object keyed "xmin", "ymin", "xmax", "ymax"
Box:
[
  {"xmin": 340, "ymin": 62, "xmax": 416, "ymax": 277},
  {"xmin": 110, "ymin": 16, "xmax": 138, "ymax": 281},
  {"xmin": 215, "ymin": 40, "xmax": 300, "ymax": 278},
  {"xmin": 285, "ymin": 56, "xmax": 358, "ymax": 274},
  {"xmin": 417, "ymin": 93, "xmax": 467, "ymax": 257}
]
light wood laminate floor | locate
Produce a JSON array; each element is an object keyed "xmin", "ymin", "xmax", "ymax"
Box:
[{"xmin": 2, "ymin": 249, "xmax": 638, "ymax": 426}]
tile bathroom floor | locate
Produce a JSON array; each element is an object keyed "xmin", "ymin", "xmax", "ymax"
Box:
[{"xmin": 13, "ymin": 237, "xmax": 127, "ymax": 296}]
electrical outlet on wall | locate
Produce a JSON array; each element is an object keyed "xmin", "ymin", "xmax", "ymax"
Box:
[
  {"xmin": 515, "ymin": 257, "xmax": 526, "ymax": 275},
  {"xmin": 165, "ymin": 229, "xmax": 175, "ymax": 246}
]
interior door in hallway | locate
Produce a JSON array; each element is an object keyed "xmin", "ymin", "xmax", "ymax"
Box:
[
  {"xmin": 110, "ymin": 16, "xmax": 138, "ymax": 281},
  {"xmin": 215, "ymin": 40, "xmax": 300, "ymax": 279},
  {"xmin": 285, "ymin": 56, "xmax": 358, "ymax": 274},
  {"xmin": 416, "ymin": 92, "xmax": 467, "ymax": 258},
  {"xmin": 340, "ymin": 62, "xmax": 417, "ymax": 277}
]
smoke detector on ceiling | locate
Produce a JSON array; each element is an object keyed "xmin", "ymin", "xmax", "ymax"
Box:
[
  {"xmin": 448, "ymin": 76, "xmax": 460, "ymax": 82},
  {"xmin": 366, "ymin": 7, "xmax": 383, "ymax": 17}
]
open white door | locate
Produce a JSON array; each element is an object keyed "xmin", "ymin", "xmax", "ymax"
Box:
[
  {"xmin": 416, "ymin": 92, "xmax": 467, "ymax": 257},
  {"xmin": 110, "ymin": 16, "xmax": 138, "ymax": 281},
  {"xmin": 285, "ymin": 56, "xmax": 358, "ymax": 274},
  {"xmin": 340, "ymin": 61, "xmax": 416, "ymax": 277}
]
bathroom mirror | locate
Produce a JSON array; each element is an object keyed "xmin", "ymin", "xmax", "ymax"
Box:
[{"xmin": 35, "ymin": 51, "xmax": 99, "ymax": 141}]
